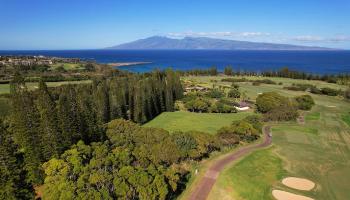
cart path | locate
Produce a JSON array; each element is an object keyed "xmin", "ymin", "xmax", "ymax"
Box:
[{"xmin": 188, "ymin": 126, "xmax": 272, "ymax": 200}]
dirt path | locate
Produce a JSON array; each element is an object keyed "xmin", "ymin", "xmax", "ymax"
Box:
[{"xmin": 188, "ymin": 126, "xmax": 272, "ymax": 200}]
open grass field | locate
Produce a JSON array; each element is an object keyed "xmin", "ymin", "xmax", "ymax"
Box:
[
  {"xmin": 208, "ymin": 147, "xmax": 286, "ymax": 200},
  {"xmin": 143, "ymin": 111, "xmax": 253, "ymax": 134},
  {"xmin": 201, "ymin": 75, "xmax": 350, "ymax": 200},
  {"xmin": 0, "ymin": 80, "xmax": 91, "ymax": 94},
  {"xmin": 50, "ymin": 63, "xmax": 84, "ymax": 70},
  {"xmin": 342, "ymin": 112, "xmax": 350, "ymax": 126},
  {"xmin": 183, "ymin": 75, "xmax": 348, "ymax": 101}
]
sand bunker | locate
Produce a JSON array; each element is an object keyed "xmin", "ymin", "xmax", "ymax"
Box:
[
  {"xmin": 282, "ymin": 177, "xmax": 315, "ymax": 191},
  {"xmin": 327, "ymin": 105, "xmax": 336, "ymax": 108},
  {"xmin": 272, "ymin": 190, "xmax": 314, "ymax": 200}
]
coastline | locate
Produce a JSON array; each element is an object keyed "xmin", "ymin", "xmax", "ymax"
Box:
[{"xmin": 107, "ymin": 61, "xmax": 151, "ymax": 67}]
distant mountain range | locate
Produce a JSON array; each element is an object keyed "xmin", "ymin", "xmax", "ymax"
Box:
[{"xmin": 107, "ymin": 36, "xmax": 335, "ymax": 50}]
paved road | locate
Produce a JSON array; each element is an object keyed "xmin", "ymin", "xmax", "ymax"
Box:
[{"xmin": 188, "ymin": 126, "xmax": 272, "ymax": 200}]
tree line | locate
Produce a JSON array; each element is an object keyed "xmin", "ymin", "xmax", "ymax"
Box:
[
  {"xmin": 1, "ymin": 69, "xmax": 183, "ymax": 198},
  {"xmin": 42, "ymin": 119, "xmax": 220, "ymax": 200},
  {"xmin": 177, "ymin": 66, "xmax": 350, "ymax": 86},
  {"xmin": 41, "ymin": 114, "xmax": 264, "ymax": 199}
]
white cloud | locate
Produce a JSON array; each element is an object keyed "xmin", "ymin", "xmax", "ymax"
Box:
[
  {"xmin": 293, "ymin": 35, "xmax": 324, "ymax": 42},
  {"xmin": 240, "ymin": 32, "xmax": 270, "ymax": 37},
  {"xmin": 328, "ymin": 36, "xmax": 350, "ymax": 42},
  {"xmin": 167, "ymin": 31, "xmax": 270, "ymax": 38},
  {"xmin": 166, "ymin": 31, "xmax": 350, "ymax": 45},
  {"xmin": 293, "ymin": 35, "xmax": 350, "ymax": 42}
]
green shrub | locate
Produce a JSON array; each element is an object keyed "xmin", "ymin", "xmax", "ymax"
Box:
[
  {"xmin": 228, "ymin": 88, "xmax": 241, "ymax": 98},
  {"xmin": 321, "ymin": 87, "xmax": 340, "ymax": 96},
  {"xmin": 253, "ymin": 79, "xmax": 276, "ymax": 85},
  {"xmin": 294, "ymin": 95, "xmax": 315, "ymax": 110},
  {"xmin": 206, "ymin": 88, "xmax": 224, "ymax": 98},
  {"xmin": 210, "ymin": 102, "xmax": 237, "ymax": 113},
  {"xmin": 284, "ymin": 83, "xmax": 314, "ymax": 91},
  {"xmin": 217, "ymin": 119, "xmax": 260, "ymax": 146},
  {"xmin": 256, "ymin": 92, "xmax": 289, "ymax": 113},
  {"xmin": 224, "ymin": 66, "xmax": 233, "ymax": 76},
  {"xmin": 263, "ymin": 103, "xmax": 299, "ymax": 121},
  {"xmin": 185, "ymin": 98, "xmax": 210, "ymax": 113},
  {"xmin": 310, "ymin": 86, "xmax": 322, "ymax": 94},
  {"xmin": 242, "ymin": 115, "xmax": 263, "ymax": 132},
  {"xmin": 221, "ymin": 78, "xmax": 248, "ymax": 82},
  {"xmin": 231, "ymin": 83, "xmax": 239, "ymax": 89}
]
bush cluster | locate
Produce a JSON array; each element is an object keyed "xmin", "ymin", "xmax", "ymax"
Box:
[
  {"xmin": 217, "ymin": 115, "xmax": 263, "ymax": 146},
  {"xmin": 222, "ymin": 78, "xmax": 276, "ymax": 85},
  {"xmin": 294, "ymin": 95, "xmax": 315, "ymax": 110},
  {"xmin": 42, "ymin": 119, "xmax": 220, "ymax": 200},
  {"xmin": 256, "ymin": 92, "xmax": 314, "ymax": 121},
  {"xmin": 184, "ymin": 97, "xmax": 237, "ymax": 113},
  {"xmin": 283, "ymin": 83, "xmax": 314, "ymax": 91}
]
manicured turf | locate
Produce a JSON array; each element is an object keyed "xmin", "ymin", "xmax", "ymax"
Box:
[
  {"xmin": 305, "ymin": 112, "xmax": 321, "ymax": 121},
  {"xmin": 50, "ymin": 63, "xmax": 84, "ymax": 70},
  {"xmin": 342, "ymin": 112, "xmax": 350, "ymax": 126},
  {"xmin": 209, "ymin": 103, "xmax": 350, "ymax": 200},
  {"xmin": 143, "ymin": 111, "xmax": 253, "ymax": 134},
  {"xmin": 184, "ymin": 76, "xmax": 350, "ymax": 200},
  {"xmin": 208, "ymin": 148, "xmax": 286, "ymax": 200},
  {"xmin": 182, "ymin": 75, "xmax": 347, "ymax": 100},
  {"xmin": 0, "ymin": 80, "xmax": 91, "ymax": 94}
]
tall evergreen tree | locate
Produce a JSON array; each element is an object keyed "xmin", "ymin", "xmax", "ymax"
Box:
[
  {"xmin": 0, "ymin": 120, "xmax": 34, "ymax": 200},
  {"xmin": 36, "ymin": 80, "xmax": 62, "ymax": 159},
  {"xmin": 10, "ymin": 74, "xmax": 44, "ymax": 184},
  {"xmin": 107, "ymin": 79, "xmax": 125, "ymax": 121},
  {"xmin": 76, "ymin": 85, "xmax": 104, "ymax": 142},
  {"xmin": 94, "ymin": 79, "xmax": 110, "ymax": 124},
  {"xmin": 57, "ymin": 85, "xmax": 83, "ymax": 148}
]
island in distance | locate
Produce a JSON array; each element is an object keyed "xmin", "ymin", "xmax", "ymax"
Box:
[{"xmin": 107, "ymin": 36, "xmax": 336, "ymax": 50}]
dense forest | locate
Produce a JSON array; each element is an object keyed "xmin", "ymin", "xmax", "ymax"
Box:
[{"xmin": 0, "ymin": 69, "xmax": 184, "ymax": 199}]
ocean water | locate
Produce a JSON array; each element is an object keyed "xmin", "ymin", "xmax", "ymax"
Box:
[{"xmin": 1, "ymin": 50, "xmax": 350, "ymax": 74}]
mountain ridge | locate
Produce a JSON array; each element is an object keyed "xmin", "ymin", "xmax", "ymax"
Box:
[{"xmin": 107, "ymin": 36, "xmax": 336, "ymax": 50}]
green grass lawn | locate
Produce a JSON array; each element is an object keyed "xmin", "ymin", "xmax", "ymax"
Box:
[
  {"xmin": 0, "ymin": 80, "xmax": 91, "ymax": 94},
  {"xmin": 50, "ymin": 63, "xmax": 84, "ymax": 70},
  {"xmin": 181, "ymin": 76, "xmax": 350, "ymax": 200},
  {"xmin": 208, "ymin": 102, "xmax": 350, "ymax": 200},
  {"xmin": 143, "ymin": 111, "xmax": 253, "ymax": 134},
  {"xmin": 182, "ymin": 76, "xmax": 347, "ymax": 91},
  {"xmin": 342, "ymin": 112, "xmax": 350, "ymax": 126},
  {"xmin": 305, "ymin": 112, "xmax": 321, "ymax": 121},
  {"xmin": 182, "ymin": 75, "xmax": 347, "ymax": 101},
  {"xmin": 208, "ymin": 148, "xmax": 286, "ymax": 200}
]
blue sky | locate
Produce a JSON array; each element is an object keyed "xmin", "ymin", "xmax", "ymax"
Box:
[{"xmin": 1, "ymin": 0, "xmax": 349, "ymax": 50}]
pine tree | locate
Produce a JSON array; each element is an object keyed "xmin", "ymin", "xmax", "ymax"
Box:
[
  {"xmin": 10, "ymin": 74, "xmax": 44, "ymax": 184},
  {"xmin": 76, "ymin": 85, "xmax": 104, "ymax": 142},
  {"xmin": 0, "ymin": 120, "xmax": 34, "ymax": 200},
  {"xmin": 57, "ymin": 85, "xmax": 83, "ymax": 148},
  {"xmin": 36, "ymin": 80, "xmax": 62, "ymax": 159},
  {"xmin": 109, "ymin": 79, "xmax": 125, "ymax": 119},
  {"xmin": 94, "ymin": 79, "xmax": 110, "ymax": 123}
]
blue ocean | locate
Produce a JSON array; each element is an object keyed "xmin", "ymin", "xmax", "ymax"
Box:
[{"xmin": 1, "ymin": 50, "xmax": 350, "ymax": 74}]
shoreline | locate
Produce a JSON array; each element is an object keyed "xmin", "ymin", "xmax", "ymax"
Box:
[{"xmin": 107, "ymin": 61, "xmax": 152, "ymax": 67}]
